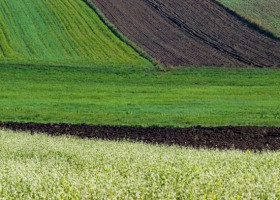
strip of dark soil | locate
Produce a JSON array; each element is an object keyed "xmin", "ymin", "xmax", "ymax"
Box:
[
  {"xmin": 1, "ymin": 122, "xmax": 280, "ymax": 151},
  {"xmin": 90, "ymin": 0, "xmax": 280, "ymax": 68}
]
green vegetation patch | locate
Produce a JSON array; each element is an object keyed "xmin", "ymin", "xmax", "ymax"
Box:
[
  {"xmin": 1, "ymin": 65, "xmax": 280, "ymax": 127},
  {"xmin": 217, "ymin": 0, "xmax": 280, "ymax": 37},
  {"xmin": 0, "ymin": 0, "xmax": 150, "ymax": 67},
  {"xmin": 0, "ymin": 130, "xmax": 279, "ymax": 199}
]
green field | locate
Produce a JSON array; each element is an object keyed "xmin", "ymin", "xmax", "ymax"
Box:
[
  {"xmin": 0, "ymin": 0, "xmax": 150, "ymax": 67},
  {"xmin": 0, "ymin": 130, "xmax": 279, "ymax": 199},
  {"xmin": 217, "ymin": 0, "xmax": 280, "ymax": 37},
  {"xmin": 1, "ymin": 64, "xmax": 280, "ymax": 127}
]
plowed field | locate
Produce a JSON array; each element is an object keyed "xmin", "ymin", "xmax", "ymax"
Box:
[
  {"xmin": 2, "ymin": 122, "xmax": 280, "ymax": 151},
  {"xmin": 91, "ymin": 0, "xmax": 280, "ymax": 67}
]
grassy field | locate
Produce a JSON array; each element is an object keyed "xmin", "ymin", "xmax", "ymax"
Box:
[
  {"xmin": 1, "ymin": 64, "xmax": 280, "ymax": 127},
  {"xmin": 0, "ymin": 130, "xmax": 279, "ymax": 199},
  {"xmin": 0, "ymin": 0, "xmax": 150, "ymax": 67},
  {"xmin": 217, "ymin": 0, "xmax": 280, "ymax": 37}
]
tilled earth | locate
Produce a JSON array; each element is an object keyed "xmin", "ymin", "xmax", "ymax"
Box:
[
  {"xmin": 1, "ymin": 122, "xmax": 280, "ymax": 151},
  {"xmin": 91, "ymin": 0, "xmax": 280, "ymax": 67}
]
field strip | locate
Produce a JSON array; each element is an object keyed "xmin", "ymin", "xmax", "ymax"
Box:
[{"xmin": 1, "ymin": 122, "xmax": 280, "ymax": 151}]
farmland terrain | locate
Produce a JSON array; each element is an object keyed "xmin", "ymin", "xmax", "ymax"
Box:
[
  {"xmin": 91, "ymin": 0, "xmax": 280, "ymax": 67},
  {"xmin": 0, "ymin": 0, "xmax": 279, "ymax": 134},
  {"xmin": 0, "ymin": 0, "xmax": 150, "ymax": 67},
  {"xmin": 0, "ymin": 1, "xmax": 280, "ymax": 198}
]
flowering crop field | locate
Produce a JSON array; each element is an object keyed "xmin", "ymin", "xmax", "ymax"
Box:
[{"xmin": 0, "ymin": 130, "xmax": 279, "ymax": 199}]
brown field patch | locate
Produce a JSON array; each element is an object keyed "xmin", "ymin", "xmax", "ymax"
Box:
[
  {"xmin": 1, "ymin": 122, "xmax": 280, "ymax": 151},
  {"xmin": 90, "ymin": 0, "xmax": 280, "ymax": 67}
]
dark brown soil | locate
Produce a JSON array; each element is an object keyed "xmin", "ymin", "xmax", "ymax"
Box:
[
  {"xmin": 1, "ymin": 122, "xmax": 280, "ymax": 151},
  {"xmin": 91, "ymin": 0, "xmax": 280, "ymax": 68}
]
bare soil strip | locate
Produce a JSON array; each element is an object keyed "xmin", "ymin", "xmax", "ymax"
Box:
[
  {"xmin": 1, "ymin": 122, "xmax": 280, "ymax": 151},
  {"xmin": 91, "ymin": 0, "xmax": 280, "ymax": 67}
]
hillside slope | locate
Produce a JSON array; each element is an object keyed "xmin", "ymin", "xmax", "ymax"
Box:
[
  {"xmin": 0, "ymin": 0, "xmax": 150, "ymax": 67},
  {"xmin": 217, "ymin": 0, "xmax": 280, "ymax": 38},
  {"xmin": 91, "ymin": 0, "xmax": 280, "ymax": 67}
]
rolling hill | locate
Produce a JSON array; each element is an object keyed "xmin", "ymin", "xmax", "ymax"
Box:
[{"xmin": 0, "ymin": 0, "xmax": 151, "ymax": 67}]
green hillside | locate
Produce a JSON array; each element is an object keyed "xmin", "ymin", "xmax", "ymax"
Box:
[
  {"xmin": 0, "ymin": 0, "xmax": 150, "ymax": 67},
  {"xmin": 217, "ymin": 0, "xmax": 280, "ymax": 37}
]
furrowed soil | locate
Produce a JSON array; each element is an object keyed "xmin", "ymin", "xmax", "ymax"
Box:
[
  {"xmin": 91, "ymin": 0, "xmax": 280, "ymax": 67},
  {"xmin": 1, "ymin": 122, "xmax": 280, "ymax": 151}
]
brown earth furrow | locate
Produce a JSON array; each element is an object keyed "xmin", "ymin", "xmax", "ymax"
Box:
[
  {"xmin": 148, "ymin": 0, "xmax": 280, "ymax": 67},
  {"xmin": 1, "ymin": 122, "xmax": 280, "ymax": 151},
  {"xmin": 145, "ymin": 1, "xmax": 256, "ymax": 66},
  {"xmin": 90, "ymin": 0, "xmax": 280, "ymax": 67}
]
